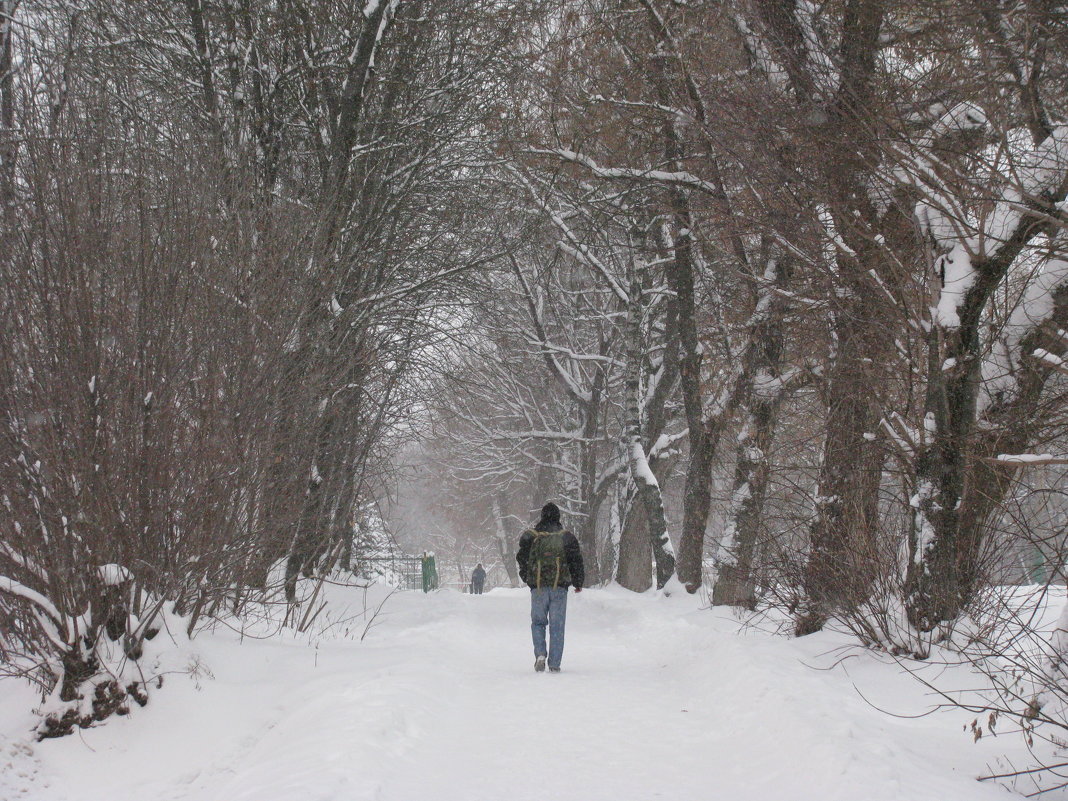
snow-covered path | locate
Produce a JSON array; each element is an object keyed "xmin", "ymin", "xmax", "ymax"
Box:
[{"xmin": 0, "ymin": 586, "xmax": 1035, "ymax": 800}]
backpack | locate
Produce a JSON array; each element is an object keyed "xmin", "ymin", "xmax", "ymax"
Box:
[{"xmin": 527, "ymin": 529, "xmax": 571, "ymax": 589}]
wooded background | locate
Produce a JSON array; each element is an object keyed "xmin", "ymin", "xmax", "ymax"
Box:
[{"xmin": 4, "ymin": 0, "xmax": 1068, "ymax": 724}]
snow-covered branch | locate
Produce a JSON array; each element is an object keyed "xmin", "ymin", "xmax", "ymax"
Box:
[
  {"xmin": 0, "ymin": 575, "xmax": 64, "ymax": 629},
  {"xmin": 528, "ymin": 148, "xmax": 724, "ymax": 199}
]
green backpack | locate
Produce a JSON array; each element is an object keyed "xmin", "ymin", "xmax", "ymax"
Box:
[{"xmin": 527, "ymin": 529, "xmax": 571, "ymax": 589}]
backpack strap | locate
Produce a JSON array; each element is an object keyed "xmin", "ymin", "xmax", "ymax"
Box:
[
  {"xmin": 530, "ymin": 529, "xmax": 547, "ymax": 589},
  {"xmin": 554, "ymin": 530, "xmax": 570, "ymax": 587}
]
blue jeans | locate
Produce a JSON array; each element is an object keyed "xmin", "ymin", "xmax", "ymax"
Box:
[{"xmin": 530, "ymin": 587, "xmax": 568, "ymax": 669}]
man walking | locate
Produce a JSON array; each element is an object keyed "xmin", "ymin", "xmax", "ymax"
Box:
[
  {"xmin": 470, "ymin": 562, "xmax": 486, "ymax": 594},
  {"xmin": 516, "ymin": 502, "xmax": 584, "ymax": 673}
]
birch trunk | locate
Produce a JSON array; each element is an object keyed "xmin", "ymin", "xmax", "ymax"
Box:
[{"xmin": 617, "ymin": 250, "xmax": 675, "ymax": 590}]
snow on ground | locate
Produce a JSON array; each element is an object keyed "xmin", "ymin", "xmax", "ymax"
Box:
[{"xmin": 0, "ymin": 582, "xmax": 1056, "ymax": 800}]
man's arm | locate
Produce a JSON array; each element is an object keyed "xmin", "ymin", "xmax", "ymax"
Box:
[
  {"xmin": 516, "ymin": 531, "xmax": 533, "ymax": 585},
  {"xmin": 564, "ymin": 532, "xmax": 584, "ymax": 590}
]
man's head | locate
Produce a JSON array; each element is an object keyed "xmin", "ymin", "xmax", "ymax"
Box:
[{"xmin": 540, "ymin": 502, "xmax": 561, "ymax": 525}]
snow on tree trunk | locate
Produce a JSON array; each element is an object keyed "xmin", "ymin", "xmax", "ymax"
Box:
[
  {"xmin": 907, "ymin": 124, "xmax": 1068, "ymax": 633},
  {"xmin": 714, "ymin": 390, "xmax": 783, "ymax": 608},
  {"xmin": 617, "ymin": 251, "xmax": 675, "ymax": 591},
  {"xmin": 712, "ymin": 259, "xmax": 794, "ymax": 608}
]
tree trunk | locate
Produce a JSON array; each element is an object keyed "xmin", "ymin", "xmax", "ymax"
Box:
[
  {"xmin": 493, "ymin": 496, "xmax": 519, "ymax": 586},
  {"xmin": 619, "ymin": 249, "xmax": 675, "ymax": 590},
  {"xmin": 908, "ymin": 281, "xmax": 1068, "ymax": 630},
  {"xmin": 713, "ymin": 258, "xmax": 792, "ymax": 607},
  {"xmin": 676, "ymin": 431, "xmax": 715, "ymax": 591},
  {"xmin": 788, "ymin": 0, "xmax": 890, "ymax": 636},
  {"xmin": 795, "ymin": 288, "xmax": 885, "ymax": 635},
  {"xmin": 668, "ymin": 215, "xmax": 720, "ymax": 591},
  {"xmin": 645, "ymin": 20, "xmax": 728, "ymax": 593},
  {"xmin": 713, "ymin": 393, "xmax": 783, "ymax": 605},
  {"xmin": 904, "ymin": 112, "xmax": 1068, "ymax": 632},
  {"xmin": 575, "ymin": 351, "xmax": 607, "ymax": 583},
  {"xmin": 615, "ymin": 486, "xmax": 652, "ymax": 592}
]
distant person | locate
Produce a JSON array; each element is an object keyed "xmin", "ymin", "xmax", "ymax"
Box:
[
  {"xmin": 470, "ymin": 563, "xmax": 486, "ymax": 595},
  {"xmin": 516, "ymin": 502, "xmax": 584, "ymax": 673}
]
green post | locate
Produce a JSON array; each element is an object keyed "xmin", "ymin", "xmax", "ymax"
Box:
[
  {"xmin": 1029, "ymin": 546, "xmax": 1047, "ymax": 585},
  {"xmin": 422, "ymin": 552, "xmax": 439, "ymax": 593}
]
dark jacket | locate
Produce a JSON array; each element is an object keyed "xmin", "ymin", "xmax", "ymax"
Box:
[{"xmin": 516, "ymin": 522, "xmax": 584, "ymax": 589}]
